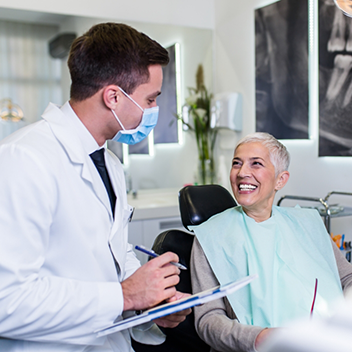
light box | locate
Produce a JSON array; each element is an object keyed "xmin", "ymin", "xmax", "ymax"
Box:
[{"xmin": 211, "ymin": 92, "xmax": 242, "ymax": 131}]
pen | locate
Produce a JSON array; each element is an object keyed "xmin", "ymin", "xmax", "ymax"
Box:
[{"xmin": 135, "ymin": 245, "xmax": 187, "ymax": 270}]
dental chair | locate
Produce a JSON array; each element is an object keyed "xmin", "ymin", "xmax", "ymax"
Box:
[{"xmin": 132, "ymin": 184, "xmax": 236, "ymax": 352}]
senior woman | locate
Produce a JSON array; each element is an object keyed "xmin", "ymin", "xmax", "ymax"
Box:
[{"xmin": 190, "ymin": 132, "xmax": 352, "ymax": 352}]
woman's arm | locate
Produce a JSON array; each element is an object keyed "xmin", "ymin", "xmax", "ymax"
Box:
[
  {"xmin": 331, "ymin": 238, "xmax": 352, "ymax": 292},
  {"xmin": 191, "ymin": 237, "xmax": 264, "ymax": 352}
]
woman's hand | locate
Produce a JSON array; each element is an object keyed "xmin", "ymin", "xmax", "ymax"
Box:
[
  {"xmin": 255, "ymin": 328, "xmax": 277, "ymax": 350},
  {"xmin": 153, "ymin": 291, "xmax": 192, "ymax": 328}
]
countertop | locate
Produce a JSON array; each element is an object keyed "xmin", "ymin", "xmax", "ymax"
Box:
[{"xmin": 127, "ymin": 188, "xmax": 181, "ymax": 220}]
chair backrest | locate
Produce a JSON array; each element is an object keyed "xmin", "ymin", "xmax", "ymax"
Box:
[
  {"xmin": 179, "ymin": 184, "xmax": 237, "ymax": 230},
  {"xmin": 152, "ymin": 230, "xmax": 209, "ymax": 352},
  {"xmin": 132, "ymin": 229, "xmax": 210, "ymax": 352},
  {"xmin": 152, "ymin": 229, "xmax": 193, "ymax": 294},
  {"xmin": 132, "ymin": 184, "xmax": 236, "ymax": 352}
]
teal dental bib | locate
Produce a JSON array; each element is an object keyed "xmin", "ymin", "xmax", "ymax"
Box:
[{"xmin": 191, "ymin": 206, "xmax": 342, "ymax": 327}]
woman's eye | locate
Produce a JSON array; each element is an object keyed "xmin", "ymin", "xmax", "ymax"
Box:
[
  {"xmin": 232, "ymin": 161, "xmax": 241, "ymax": 167},
  {"xmin": 253, "ymin": 161, "xmax": 263, "ymax": 166},
  {"xmin": 148, "ymin": 99, "xmax": 155, "ymax": 104}
]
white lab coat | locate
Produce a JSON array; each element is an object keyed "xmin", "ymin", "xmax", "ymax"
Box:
[{"xmin": 0, "ymin": 102, "xmax": 164, "ymax": 351}]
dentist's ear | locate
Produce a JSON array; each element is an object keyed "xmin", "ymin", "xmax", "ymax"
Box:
[
  {"xmin": 275, "ymin": 171, "xmax": 290, "ymax": 191},
  {"xmin": 103, "ymin": 85, "xmax": 121, "ymax": 110}
]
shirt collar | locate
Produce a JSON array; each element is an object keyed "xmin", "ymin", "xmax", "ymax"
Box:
[{"xmin": 60, "ymin": 101, "xmax": 101, "ymax": 155}]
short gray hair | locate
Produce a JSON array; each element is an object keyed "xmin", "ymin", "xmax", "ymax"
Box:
[{"xmin": 235, "ymin": 132, "xmax": 290, "ymax": 174}]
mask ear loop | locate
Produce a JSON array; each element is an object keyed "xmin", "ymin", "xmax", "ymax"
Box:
[
  {"xmin": 111, "ymin": 109, "xmax": 126, "ymax": 130},
  {"xmin": 118, "ymin": 87, "xmax": 144, "ymax": 112}
]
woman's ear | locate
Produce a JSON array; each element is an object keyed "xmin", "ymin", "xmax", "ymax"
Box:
[
  {"xmin": 275, "ymin": 171, "xmax": 290, "ymax": 191},
  {"xmin": 102, "ymin": 85, "xmax": 121, "ymax": 110}
]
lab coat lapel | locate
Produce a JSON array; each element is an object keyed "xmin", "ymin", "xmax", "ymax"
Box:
[
  {"xmin": 41, "ymin": 103, "xmax": 113, "ymax": 219},
  {"xmin": 82, "ymin": 157, "xmax": 113, "ymax": 220}
]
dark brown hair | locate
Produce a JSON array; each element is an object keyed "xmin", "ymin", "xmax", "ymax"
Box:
[{"xmin": 68, "ymin": 22, "xmax": 169, "ymax": 101}]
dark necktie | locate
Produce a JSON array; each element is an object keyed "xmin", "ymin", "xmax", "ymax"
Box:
[{"xmin": 90, "ymin": 149, "xmax": 116, "ymax": 215}]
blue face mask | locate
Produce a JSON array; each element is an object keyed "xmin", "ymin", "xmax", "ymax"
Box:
[{"xmin": 111, "ymin": 87, "xmax": 159, "ymax": 145}]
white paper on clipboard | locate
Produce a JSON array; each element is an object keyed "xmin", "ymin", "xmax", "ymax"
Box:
[{"xmin": 95, "ymin": 274, "xmax": 258, "ymax": 337}]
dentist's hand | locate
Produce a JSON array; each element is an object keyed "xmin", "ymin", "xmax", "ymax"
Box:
[{"xmin": 121, "ymin": 252, "xmax": 180, "ymax": 311}]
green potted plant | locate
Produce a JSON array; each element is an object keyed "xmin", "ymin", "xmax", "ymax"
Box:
[{"xmin": 179, "ymin": 64, "xmax": 218, "ymax": 184}]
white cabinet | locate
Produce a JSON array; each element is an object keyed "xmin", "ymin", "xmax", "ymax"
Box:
[
  {"xmin": 128, "ymin": 216, "xmax": 185, "ymax": 264},
  {"xmin": 126, "ymin": 188, "xmax": 189, "ymax": 264},
  {"xmin": 126, "ymin": 188, "xmax": 185, "ymax": 264}
]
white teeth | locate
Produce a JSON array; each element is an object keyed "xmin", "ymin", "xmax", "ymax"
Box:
[{"xmin": 239, "ymin": 184, "xmax": 257, "ymax": 190}]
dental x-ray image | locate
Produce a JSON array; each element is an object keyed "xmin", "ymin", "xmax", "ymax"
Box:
[
  {"xmin": 319, "ymin": 0, "xmax": 352, "ymax": 156},
  {"xmin": 125, "ymin": 44, "xmax": 178, "ymax": 155},
  {"xmin": 255, "ymin": 0, "xmax": 309, "ymax": 140},
  {"xmin": 154, "ymin": 44, "xmax": 178, "ymax": 144}
]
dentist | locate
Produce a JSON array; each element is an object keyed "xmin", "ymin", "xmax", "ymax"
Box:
[{"xmin": 0, "ymin": 22, "xmax": 190, "ymax": 351}]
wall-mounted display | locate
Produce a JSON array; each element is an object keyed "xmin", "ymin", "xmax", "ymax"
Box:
[
  {"xmin": 154, "ymin": 43, "xmax": 178, "ymax": 144},
  {"xmin": 319, "ymin": 0, "xmax": 352, "ymax": 156},
  {"xmin": 127, "ymin": 43, "xmax": 179, "ymax": 156},
  {"xmin": 255, "ymin": 0, "xmax": 309, "ymax": 139}
]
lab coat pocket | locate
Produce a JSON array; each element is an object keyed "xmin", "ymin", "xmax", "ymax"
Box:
[
  {"xmin": 123, "ymin": 205, "xmax": 135, "ymax": 227},
  {"xmin": 111, "ymin": 205, "xmax": 134, "ymax": 239}
]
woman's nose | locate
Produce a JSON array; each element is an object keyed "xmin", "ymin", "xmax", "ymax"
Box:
[{"xmin": 237, "ymin": 164, "xmax": 250, "ymax": 178}]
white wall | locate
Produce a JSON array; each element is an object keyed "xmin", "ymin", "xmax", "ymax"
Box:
[
  {"xmin": 213, "ymin": 0, "xmax": 352, "ymax": 239},
  {"xmin": 0, "ymin": 0, "xmax": 215, "ymax": 29}
]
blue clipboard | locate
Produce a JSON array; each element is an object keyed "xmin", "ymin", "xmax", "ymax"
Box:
[{"xmin": 95, "ymin": 274, "xmax": 258, "ymax": 337}]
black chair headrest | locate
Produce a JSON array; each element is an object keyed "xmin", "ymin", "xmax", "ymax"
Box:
[
  {"xmin": 178, "ymin": 184, "xmax": 237, "ymax": 230},
  {"xmin": 152, "ymin": 229, "xmax": 194, "ymax": 294}
]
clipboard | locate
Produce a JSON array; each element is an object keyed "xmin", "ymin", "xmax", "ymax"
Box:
[{"xmin": 95, "ymin": 274, "xmax": 258, "ymax": 337}]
